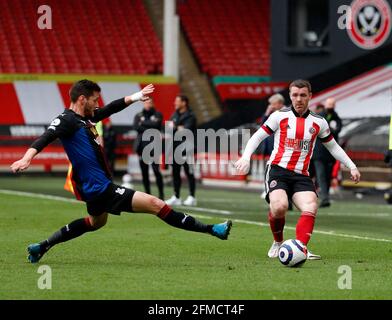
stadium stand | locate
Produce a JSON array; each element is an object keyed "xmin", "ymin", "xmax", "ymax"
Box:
[
  {"xmin": 178, "ymin": 0, "xmax": 270, "ymax": 77},
  {"xmin": 0, "ymin": 0, "xmax": 162, "ymax": 74}
]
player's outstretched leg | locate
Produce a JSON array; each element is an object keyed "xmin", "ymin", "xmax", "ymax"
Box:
[
  {"xmin": 27, "ymin": 214, "xmax": 107, "ymax": 263},
  {"xmin": 132, "ymin": 191, "xmax": 232, "ymax": 240}
]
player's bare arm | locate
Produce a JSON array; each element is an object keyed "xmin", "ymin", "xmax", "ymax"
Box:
[{"xmin": 10, "ymin": 148, "xmax": 38, "ymax": 173}]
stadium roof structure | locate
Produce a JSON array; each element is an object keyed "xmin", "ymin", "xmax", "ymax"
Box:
[{"xmin": 309, "ymin": 64, "xmax": 392, "ymax": 119}]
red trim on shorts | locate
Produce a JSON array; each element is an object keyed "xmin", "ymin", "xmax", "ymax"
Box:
[
  {"xmin": 287, "ymin": 117, "xmax": 305, "ymax": 171},
  {"xmin": 272, "ymin": 118, "xmax": 289, "ymax": 166},
  {"xmin": 158, "ymin": 204, "xmax": 172, "ymax": 219},
  {"xmin": 302, "ymin": 122, "xmax": 320, "ymax": 175}
]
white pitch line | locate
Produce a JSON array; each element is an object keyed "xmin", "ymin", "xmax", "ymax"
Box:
[
  {"xmin": 191, "ymin": 215, "xmax": 392, "ymax": 243},
  {"xmin": 318, "ymin": 212, "xmax": 392, "ymax": 217},
  {"xmin": 199, "ymin": 198, "xmax": 240, "ymax": 203},
  {"xmin": 1, "ymin": 189, "xmax": 392, "ymax": 243},
  {"xmin": 0, "ymin": 189, "xmax": 80, "ymax": 204},
  {"xmin": 177, "ymin": 205, "xmax": 232, "ymax": 215}
]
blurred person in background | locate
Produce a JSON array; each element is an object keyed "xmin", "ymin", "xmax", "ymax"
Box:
[
  {"xmin": 133, "ymin": 96, "xmax": 164, "ymax": 200},
  {"xmin": 309, "ymin": 104, "xmax": 325, "ymax": 185},
  {"xmin": 165, "ymin": 95, "xmax": 197, "ymax": 206},
  {"xmin": 259, "ymin": 94, "xmax": 289, "ymax": 209},
  {"xmin": 260, "ymin": 94, "xmax": 286, "ymax": 158},
  {"xmin": 103, "ymin": 119, "xmax": 116, "ymax": 175},
  {"xmin": 313, "ymin": 97, "xmax": 342, "ymax": 208}
]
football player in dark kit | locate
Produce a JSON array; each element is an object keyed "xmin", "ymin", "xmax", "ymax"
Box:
[
  {"xmin": 10, "ymin": 80, "xmax": 232, "ymax": 263},
  {"xmin": 133, "ymin": 96, "xmax": 164, "ymax": 200}
]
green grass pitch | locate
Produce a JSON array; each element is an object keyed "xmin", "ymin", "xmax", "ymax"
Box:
[{"xmin": 1, "ymin": 176, "xmax": 392, "ymax": 299}]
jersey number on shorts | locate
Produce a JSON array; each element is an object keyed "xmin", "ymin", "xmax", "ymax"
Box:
[{"xmin": 115, "ymin": 188, "xmax": 125, "ymax": 195}]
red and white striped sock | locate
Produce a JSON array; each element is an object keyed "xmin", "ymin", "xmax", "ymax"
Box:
[
  {"xmin": 296, "ymin": 211, "xmax": 316, "ymax": 245},
  {"xmin": 268, "ymin": 212, "xmax": 285, "ymax": 243}
]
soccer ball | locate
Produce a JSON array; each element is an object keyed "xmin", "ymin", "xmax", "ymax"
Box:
[{"xmin": 278, "ymin": 239, "xmax": 308, "ymax": 267}]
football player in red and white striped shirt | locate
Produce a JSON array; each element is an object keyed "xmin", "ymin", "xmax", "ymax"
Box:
[{"xmin": 235, "ymin": 79, "xmax": 360, "ymax": 260}]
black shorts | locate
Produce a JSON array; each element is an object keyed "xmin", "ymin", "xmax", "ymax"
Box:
[
  {"xmin": 264, "ymin": 164, "xmax": 316, "ymax": 203},
  {"xmin": 86, "ymin": 183, "xmax": 135, "ymax": 216}
]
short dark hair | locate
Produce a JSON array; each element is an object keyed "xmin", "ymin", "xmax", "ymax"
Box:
[
  {"xmin": 176, "ymin": 94, "xmax": 189, "ymax": 107},
  {"xmin": 69, "ymin": 79, "xmax": 101, "ymax": 103},
  {"xmin": 289, "ymin": 79, "xmax": 312, "ymax": 93}
]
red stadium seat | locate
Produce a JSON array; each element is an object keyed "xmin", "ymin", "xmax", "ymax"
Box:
[
  {"xmin": 178, "ymin": 0, "xmax": 270, "ymax": 77},
  {"xmin": 0, "ymin": 0, "xmax": 162, "ymax": 75}
]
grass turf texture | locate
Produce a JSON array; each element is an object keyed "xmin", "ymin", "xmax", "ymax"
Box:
[{"xmin": 1, "ymin": 176, "xmax": 392, "ymax": 299}]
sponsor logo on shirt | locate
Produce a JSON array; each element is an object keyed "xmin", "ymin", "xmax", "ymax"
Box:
[{"xmin": 284, "ymin": 138, "xmax": 312, "ymax": 152}]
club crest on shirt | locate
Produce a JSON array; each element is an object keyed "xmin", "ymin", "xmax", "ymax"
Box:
[
  {"xmin": 270, "ymin": 180, "xmax": 278, "ymax": 188},
  {"xmin": 309, "ymin": 127, "xmax": 316, "ymax": 134}
]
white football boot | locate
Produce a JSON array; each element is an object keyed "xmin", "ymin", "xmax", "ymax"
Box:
[
  {"xmin": 165, "ymin": 195, "xmax": 182, "ymax": 206},
  {"xmin": 267, "ymin": 241, "xmax": 283, "ymax": 258},
  {"xmin": 307, "ymin": 250, "xmax": 322, "ymax": 260},
  {"xmin": 183, "ymin": 195, "xmax": 197, "ymax": 206},
  {"xmin": 296, "ymin": 240, "xmax": 322, "ymax": 260}
]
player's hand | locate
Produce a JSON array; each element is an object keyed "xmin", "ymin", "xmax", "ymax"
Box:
[
  {"xmin": 129, "ymin": 84, "xmax": 155, "ymax": 103},
  {"xmin": 10, "ymin": 158, "xmax": 30, "ymax": 173},
  {"xmin": 350, "ymin": 168, "xmax": 360, "ymax": 184},
  {"xmin": 234, "ymin": 158, "xmax": 250, "ymax": 175},
  {"xmin": 141, "ymin": 84, "xmax": 155, "ymax": 97}
]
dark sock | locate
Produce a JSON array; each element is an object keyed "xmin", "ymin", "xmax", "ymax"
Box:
[
  {"xmin": 153, "ymin": 167, "xmax": 164, "ymax": 200},
  {"xmin": 158, "ymin": 205, "xmax": 213, "ymax": 233},
  {"xmin": 39, "ymin": 217, "xmax": 94, "ymax": 252},
  {"xmin": 189, "ymin": 178, "xmax": 196, "ymax": 197}
]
